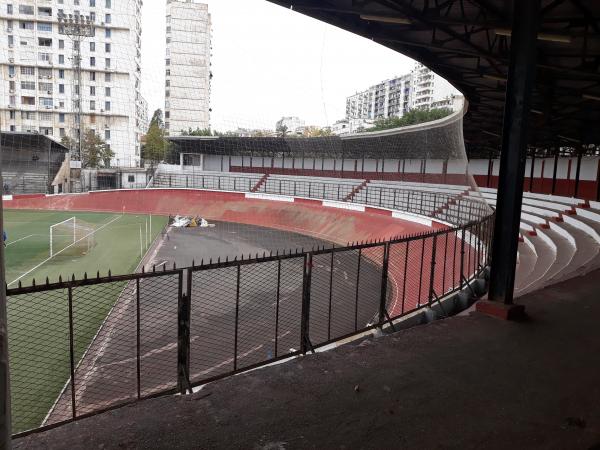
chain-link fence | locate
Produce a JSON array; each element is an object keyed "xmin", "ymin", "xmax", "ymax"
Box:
[{"xmin": 6, "ymin": 213, "xmax": 494, "ymax": 436}]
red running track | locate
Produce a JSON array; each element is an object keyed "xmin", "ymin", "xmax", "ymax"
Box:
[{"xmin": 4, "ymin": 189, "xmax": 482, "ymax": 317}]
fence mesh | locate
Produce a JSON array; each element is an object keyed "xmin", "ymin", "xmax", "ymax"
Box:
[
  {"xmin": 189, "ymin": 266, "xmax": 238, "ymax": 383},
  {"xmin": 6, "ymin": 214, "xmax": 493, "ymax": 436},
  {"xmin": 7, "ymin": 288, "xmax": 71, "ymax": 432},
  {"xmin": 139, "ymin": 274, "xmax": 180, "ymax": 397}
]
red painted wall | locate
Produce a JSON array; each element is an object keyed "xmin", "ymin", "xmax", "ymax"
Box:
[{"xmin": 4, "ymin": 189, "xmax": 444, "ymax": 246}]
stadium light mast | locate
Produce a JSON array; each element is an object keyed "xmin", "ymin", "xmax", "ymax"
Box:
[{"xmin": 58, "ymin": 13, "xmax": 95, "ymax": 164}]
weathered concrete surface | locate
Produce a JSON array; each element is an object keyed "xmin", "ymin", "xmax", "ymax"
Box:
[{"xmin": 14, "ymin": 270, "xmax": 600, "ymax": 449}]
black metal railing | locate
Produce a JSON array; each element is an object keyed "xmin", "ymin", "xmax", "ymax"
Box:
[
  {"xmin": 149, "ymin": 172, "xmax": 491, "ymax": 225},
  {"xmin": 6, "ymin": 213, "xmax": 494, "ymax": 436}
]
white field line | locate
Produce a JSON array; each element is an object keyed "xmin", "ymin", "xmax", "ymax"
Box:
[
  {"xmin": 8, "ymin": 215, "xmax": 122, "ymax": 287},
  {"xmin": 6, "ymin": 234, "xmax": 35, "ymax": 247}
]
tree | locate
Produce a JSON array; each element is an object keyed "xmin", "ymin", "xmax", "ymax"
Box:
[
  {"xmin": 303, "ymin": 126, "xmax": 333, "ymax": 138},
  {"xmin": 181, "ymin": 127, "xmax": 213, "ymax": 136},
  {"xmin": 143, "ymin": 120, "xmax": 170, "ymax": 166},
  {"xmin": 150, "ymin": 109, "xmax": 164, "ymax": 129},
  {"xmin": 61, "ymin": 131, "xmax": 113, "ymax": 168},
  {"xmin": 276, "ymin": 124, "xmax": 289, "ymax": 138},
  {"xmin": 367, "ymin": 107, "xmax": 453, "ymax": 132}
]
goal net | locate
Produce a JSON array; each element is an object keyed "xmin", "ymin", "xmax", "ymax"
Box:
[{"xmin": 49, "ymin": 217, "xmax": 96, "ymax": 258}]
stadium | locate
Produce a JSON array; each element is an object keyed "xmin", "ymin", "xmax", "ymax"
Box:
[{"xmin": 1, "ymin": 0, "xmax": 600, "ymax": 448}]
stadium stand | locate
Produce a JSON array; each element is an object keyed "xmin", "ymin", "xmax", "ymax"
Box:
[{"xmin": 0, "ymin": 133, "xmax": 68, "ymax": 195}]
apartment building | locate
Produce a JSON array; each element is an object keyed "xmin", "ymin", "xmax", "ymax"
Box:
[
  {"xmin": 165, "ymin": 0, "xmax": 211, "ymax": 135},
  {"xmin": 346, "ymin": 62, "xmax": 460, "ymax": 122},
  {"xmin": 0, "ymin": 0, "xmax": 143, "ymax": 167}
]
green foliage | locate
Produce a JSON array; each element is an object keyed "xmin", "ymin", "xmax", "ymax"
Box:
[
  {"xmin": 61, "ymin": 131, "xmax": 113, "ymax": 168},
  {"xmin": 276, "ymin": 124, "xmax": 289, "ymax": 137},
  {"xmin": 150, "ymin": 108, "xmax": 164, "ymax": 129},
  {"xmin": 180, "ymin": 127, "xmax": 213, "ymax": 136},
  {"xmin": 213, "ymin": 130, "xmax": 242, "ymax": 137},
  {"xmin": 303, "ymin": 126, "xmax": 333, "ymax": 137},
  {"xmin": 367, "ymin": 107, "xmax": 453, "ymax": 132},
  {"xmin": 143, "ymin": 120, "xmax": 170, "ymax": 165}
]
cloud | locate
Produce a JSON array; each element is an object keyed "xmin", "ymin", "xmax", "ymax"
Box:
[{"xmin": 141, "ymin": 0, "xmax": 415, "ymax": 131}]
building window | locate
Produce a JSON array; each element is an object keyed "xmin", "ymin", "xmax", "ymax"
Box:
[
  {"xmin": 59, "ymin": 39, "xmax": 65, "ymax": 49},
  {"xmin": 7, "ymin": 4, "xmax": 13, "ymax": 14},
  {"xmin": 37, "ymin": 23, "xmax": 52, "ymax": 32},
  {"xmin": 90, "ymin": 100, "xmax": 96, "ymax": 110},
  {"xmin": 90, "ymin": 41, "xmax": 95, "ymax": 52},
  {"xmin": 104, "ymin": 101, "xmax": 111, "ymax": 111},
  {"xmin": 18, "ymin": 5, "xmax": 34, "ymax": 14},
  {"xmin": 59, "ymin": 69, "xmax": 65, "ymax": 79},
  {"xmin": 105, "ymin": 14, "xmax": 111, "ymax": 23},
  {"xmin": 90, "ymin": 86, "xmax": 95, "ymax": 96},
  {"xmin": 59, "ymin": 84, "xmax": 65, "ymax": 93},
  {"xmin": 105, "ymin": 28, "xmax": 111, "ymax": 38},
  {"xmin": 21, "ymin": 96, "xmax": 35, "ymax": 106},
  {"xmin": 105, "ymin": 73, "xmax": 111, "ymax": 82},
  {"xmin": 39, "ymin": 82, "xmax": 52, "ymax": 93},
  {"xmin": 105, "ymin": 87, "xmax": 111, "ymax": 97},
  {"xmin": 105, "ymin": 0, "xmax": 111, "ymax": 8},
  {"xmin": 105, "ymin": 130, "xmax": 111, "ymax": 140},
  {"xmin": 105, "ymin": 58, "xmax": 110, "ymax": 68},
  {"xmin": 39, "ymin": 112, "xmax": 52, "ymax": 121},
  {"xmin": 90, "ymin": 0, "xmax": 96, "ymax": 6},
  {"xmin": 38, "ymin": 52, "xmax": 51, "ymax": 62},
  {"xmin": 90, "ymin": 71, "xmax": 96, "ymax": 81},
  {"xmin": 9, "ymin": 110, "xmax": 16, "ymax": 119},
  {"xmin": 20, "ymin": 21, "xmax": 34, "ymax": 30},
  {"xmin": 60, "ymin": 128, "xmax": 66, "ymax": 137},
  {"xmin": 90, "ymin": 56, "xmax": 96, "ymax": 66},
  {"xmin": 40, "ymin": 97, "xmax": 53, "ymax": 107},
  {"xmin": 20, "ymin": 81, "xmax": 35, "ymax": 90},
  {"xmin": 105, "ymin": 43, "xmax": 111, "ymax": 53},
  {"xmin": 59, "ymin": 55, "xmax": 65, "ymax": 64}
]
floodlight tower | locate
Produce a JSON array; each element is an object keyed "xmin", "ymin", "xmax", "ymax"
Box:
[{"xmin": 58, "ymin": 13, "xmax": 95, "ymax": 163}]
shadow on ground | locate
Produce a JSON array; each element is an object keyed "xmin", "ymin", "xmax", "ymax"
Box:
[{"xmin": 14, "ymin": 270, "xmax": 600, "ymax": 449}]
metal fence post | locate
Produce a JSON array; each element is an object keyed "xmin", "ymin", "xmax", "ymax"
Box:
[
  {"xmin": 460, "ymin": 227, "xmax": 466, "ymax": 289},
  {"xmin": 67, "ymin": 287, "xmax": 77, "ymax": 420},
  {"xmin": 136, "ymin": 278, "xmax": 141, "ymax": 399},
  {"xmin": 300, "ymin": 253, "xmax": 313, "ymax": 354},
  {"xmin": 177, "ymin": 270, "xmax": 191, "ymax": 395},
  {"xmin": 428, "ymin": 235, "xmax": 438, "ymax": 305},
  {"xmin": 233, "ymin": 265, "xmax": 241, "ymax": 370},
  {"xmin": 354, "ymin": 249, "xmax": 362, "ymax": 331},
  {"xmin": 379, "ymin": 243, "xmax": 390, "ymax": 325}
]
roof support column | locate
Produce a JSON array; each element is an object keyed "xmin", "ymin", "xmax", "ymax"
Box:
[{"xmin": 478, "ymin": 0, "xmax": 540, "ymax": 319}]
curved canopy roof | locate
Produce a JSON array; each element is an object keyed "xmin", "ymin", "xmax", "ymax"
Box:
[{"xmin": 266, "ymin": 0, "xmax": 600, "ymax": 150}]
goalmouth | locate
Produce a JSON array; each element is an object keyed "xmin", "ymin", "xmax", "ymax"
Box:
[{"xmin": 49, "ymin": 217, "xmax": 96, "ymax": 257}]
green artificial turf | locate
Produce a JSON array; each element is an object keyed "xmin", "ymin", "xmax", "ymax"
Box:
[{"xmin": 3, "ymin": 209, "xmax": 168, "ymax": 433}]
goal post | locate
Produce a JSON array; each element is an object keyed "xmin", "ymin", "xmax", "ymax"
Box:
[
  {"xmin": 49, "ymin": 217, "xmax": 76, "ymax": 257},
  {"xmin": 49, "ymin": 217, "xmax": 96, "ymax": 258}
]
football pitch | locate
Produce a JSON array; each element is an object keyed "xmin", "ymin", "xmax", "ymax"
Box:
[{"xmin": 4, "ymin": 209, "xmax": 168, "ymax": 433}]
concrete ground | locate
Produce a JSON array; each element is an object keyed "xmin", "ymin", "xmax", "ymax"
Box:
[{"xmin": 14, "ymin": 269, "xmax": 600, "ymax": 449}]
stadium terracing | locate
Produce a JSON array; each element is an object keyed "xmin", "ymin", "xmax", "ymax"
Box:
[{"xmin": 2, "ymin": 0, "xmax": 600, "ymax": 448}]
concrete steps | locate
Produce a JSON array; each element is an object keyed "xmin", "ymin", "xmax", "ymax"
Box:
[{"xmin": 474, "ymin": 189, "xmax": 600, "ymax": 296}]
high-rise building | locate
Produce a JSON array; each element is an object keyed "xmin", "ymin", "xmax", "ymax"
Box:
[
  {"xmin": 0, "ymin": 0, "xmax": 144, "ymax": 167},
  {"xmin": 164, "ymin": 0, "xmax": 211, "ymax": 136},
  {"xmin": 346, "ymin": 63, "xmax": 460, "ymax": 122}
]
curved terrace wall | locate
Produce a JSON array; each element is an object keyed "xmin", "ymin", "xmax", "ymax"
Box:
[{"xmin": 3, "ymin": 189, "xmax": 446, "ymax": 246}]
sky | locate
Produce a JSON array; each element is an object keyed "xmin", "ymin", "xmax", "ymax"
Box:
[{"xmin": 141, "ymin": 0, "xmax": 416, "ymax": 132}]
